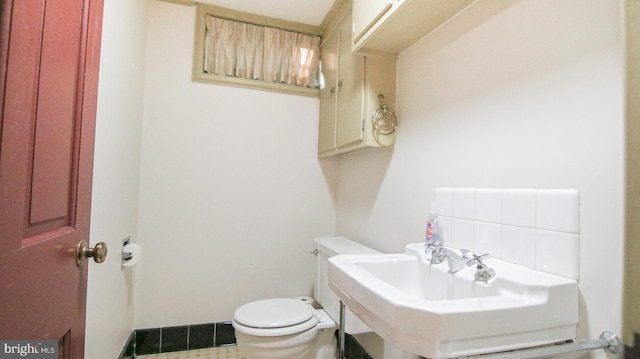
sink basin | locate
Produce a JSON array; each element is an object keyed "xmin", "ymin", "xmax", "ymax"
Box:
[{"xmin": 328, "ymin": 243, "xmax": 578, "ymax": 358}]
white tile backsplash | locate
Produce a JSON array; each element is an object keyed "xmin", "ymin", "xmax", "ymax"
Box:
[
  {"xmin": 474, "ymin": 222, "xmax": 502, "ymax": 257},
  {"xmin": 435, "ymin": 187, "xmax": 580, "ymax": 280},
  {"xmin": 435, "ymin": 188, "xmax": 453, "ymax": 217},
  {"xmin": 502, "ymin": 189, "xmax": 537, "ymax": 227},
  {"xmin": 536, "ymin": 189, "xmax": 580, "ymax": 233},
  {"xmin": 452, "ymin": 188, "xmax": 476, "ymax": 219},
  {"xmin": 438, "ymin": 216, "xmax": 452, "ymax": 247},
  {"xmin": 451, "ymin": 218, "xmax": 474, "ymax": 250},
  {"xmin": 502, "ymin": 225, "xmax": 536, "ymax": 268},
  {"xmin": 474, "ymin": 189, "xmax": 503, "ymax": 223}
]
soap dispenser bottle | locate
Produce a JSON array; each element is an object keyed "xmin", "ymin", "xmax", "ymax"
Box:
[{"xmin": 426, "ymin": 206, "xmax": 440, "ymax": 245}]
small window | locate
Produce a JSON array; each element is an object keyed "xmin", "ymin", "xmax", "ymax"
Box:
[{"xmin": 193, "ymin": 4, "xmax": 322, "ymax": 97}]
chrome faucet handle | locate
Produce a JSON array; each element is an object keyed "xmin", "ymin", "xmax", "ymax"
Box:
[
  {"xmin": 475, "ymin": 265, "xmax": 496, "ymax": 282},
  {"xmin": 424, "ymin": 237, "xmax": 440, "ymax": 247},
  {"xmin": 466, "ymin": 253, "xmax": 490, "ymax": 267},
  {"xmin": 425, "ymin": 246, "xmax": 446, "ymax": 265},
  {"xmin": 466, "ymin": 253, "xmax": 496, "ymax": 281},
  {"xmin": 424, "ymin": 241, "xmax": 440, "ymax": 253}
]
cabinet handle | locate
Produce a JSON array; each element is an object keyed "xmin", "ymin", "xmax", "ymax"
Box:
[
  {"xmin": 330, "ymin": 87, "xmax": 336, "ymax": 93},
  {"xmin": 338, "ymin": 81, "xmax": 343, "ymax": 88}
]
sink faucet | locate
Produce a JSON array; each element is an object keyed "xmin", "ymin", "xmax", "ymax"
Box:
[
  {"xmin": 425, "ymin": 238, "xmax": 496, "ymax": 280},
  {"xmin": 424, "ymin": 242, "xmax": 468, "ymax": 273},
  {"xmin": 441, "ymin": 247, "xmax": 467, "ymax": 273}
]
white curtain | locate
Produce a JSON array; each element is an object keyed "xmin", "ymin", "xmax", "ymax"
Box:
[
  {"xmin": 236, "ymin": 22, "xmax": 264, "ymax": 80},
  {"xmin": 204, "ymin": 15, "xmax": 320, "ymax": 88}
]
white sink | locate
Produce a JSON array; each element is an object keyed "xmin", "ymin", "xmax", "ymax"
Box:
[{"xmin": 328, "ymin": 243, "xmax": 579, "ymax": 358}]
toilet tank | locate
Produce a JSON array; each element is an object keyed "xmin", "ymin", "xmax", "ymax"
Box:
[{"xmin": 314, "ymin": 237, "xmax": 380, "ymax": 334}]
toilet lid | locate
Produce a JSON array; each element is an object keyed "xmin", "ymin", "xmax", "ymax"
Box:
[{"xmin": 234, "ymin": 298, "xmax": 316, "ymax": 329}]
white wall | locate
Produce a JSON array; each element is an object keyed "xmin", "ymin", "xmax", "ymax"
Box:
[
  {"xmin": 336, "ymin": 0, "xmax": 624, "ymax": 357},
  {"xmin": 85, "ymin": 0, "xmax": 149, "ymax": 357},
  {"xmin": 133, "ymin": 2, "xmax": 338, "ymax": 328}
]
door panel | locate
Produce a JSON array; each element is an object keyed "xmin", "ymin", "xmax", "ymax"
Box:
[
  {"xmin": 31, "ymin": 0, "xmax": 84, "ymax": 225},
  {"xmin": 318, "ymin": 28, "xmax": 339, "ymax": 154},
  {"xmin": 0, "ymin": 0, "xmax": 104, "ymax": 357},
  {"xmin": 336, "ymin": 17, "xmax": 365, "ymax": 149}
]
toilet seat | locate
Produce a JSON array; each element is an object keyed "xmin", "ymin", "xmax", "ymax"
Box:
[{"xmin": 233, "ymin": 298, "xmax": 319, "ymax": 337}]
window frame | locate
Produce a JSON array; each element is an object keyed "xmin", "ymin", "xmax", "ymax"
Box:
[{"xmin": 193, "ymin": 3, "xmax": 322, "ymax": 97}]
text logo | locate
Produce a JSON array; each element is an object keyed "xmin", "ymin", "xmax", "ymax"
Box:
[{"xmin": 0, "ymin": 341, "xmax": 57, "ymax": 358}]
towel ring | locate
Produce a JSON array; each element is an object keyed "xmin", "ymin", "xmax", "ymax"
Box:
[{"xmin": 372, "ymin": 94, "xmax": 397, "ymax": 137}]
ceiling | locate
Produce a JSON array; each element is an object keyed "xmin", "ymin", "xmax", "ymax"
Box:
[{"xmin": 195, "ymin": 0, "xmax": 337, "ymax": 26}]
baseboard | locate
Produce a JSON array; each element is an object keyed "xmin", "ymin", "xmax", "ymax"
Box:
[
  {"xmin": 117, "ymin": 321, "xmax": 373, "ymax": 359},
  {"xmin": 117, "ymin": 321, "xmax": 235, "ymax": 358},
  {"xmin": 117, "ymin": 331, "xmax": 135, "ymax": 359},
  {"xmin": 344, "ymin": 333, "xmax": 374, "ymax": 359}
]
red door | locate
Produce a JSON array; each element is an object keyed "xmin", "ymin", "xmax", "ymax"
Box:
[{"xmin": 0, "ymin": 0, "xmax": 104, "ymax": 357}]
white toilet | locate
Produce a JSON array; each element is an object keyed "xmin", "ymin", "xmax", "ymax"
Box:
[{"xmin": 232, "ymin": 237, "xmax": 379, "ymax": 359}]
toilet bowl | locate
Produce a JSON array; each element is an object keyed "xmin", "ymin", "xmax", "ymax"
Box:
[
  {"xmin": 232, "ymin": 298, "xmax": 336, "ymax": 359},
  {"xmin": 232, "ymin": 237, "xmax": 379, "ymax": 359}
]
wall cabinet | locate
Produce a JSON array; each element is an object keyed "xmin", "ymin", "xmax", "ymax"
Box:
[
  {"xmin": 352, "ymin": 0, "xmax": 474, "ymax": 58},
  {"xmin": 352, "ymin": 0, "xmax": 393, "ymax": 44},
  {"xmin": 318, "ymin": 12, "xmax": 396, "ymax": 158}
]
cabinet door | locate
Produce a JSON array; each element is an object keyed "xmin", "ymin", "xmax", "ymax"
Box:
[
  {"xmin": 336, "ymin": 17, "xmax": 365, "ymax": 149},
  {"xmin": 353, "ymin": 0, "xmax": 393, "ymax": 42},
  {"xmin": 318, "ymin": 29, "xmax": 339, "ymax": 154}
]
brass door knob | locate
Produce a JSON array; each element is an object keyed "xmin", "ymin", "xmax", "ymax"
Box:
[{"xmin": 76, "ymin": 239, "xmax": 107, "ymax": 267}]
